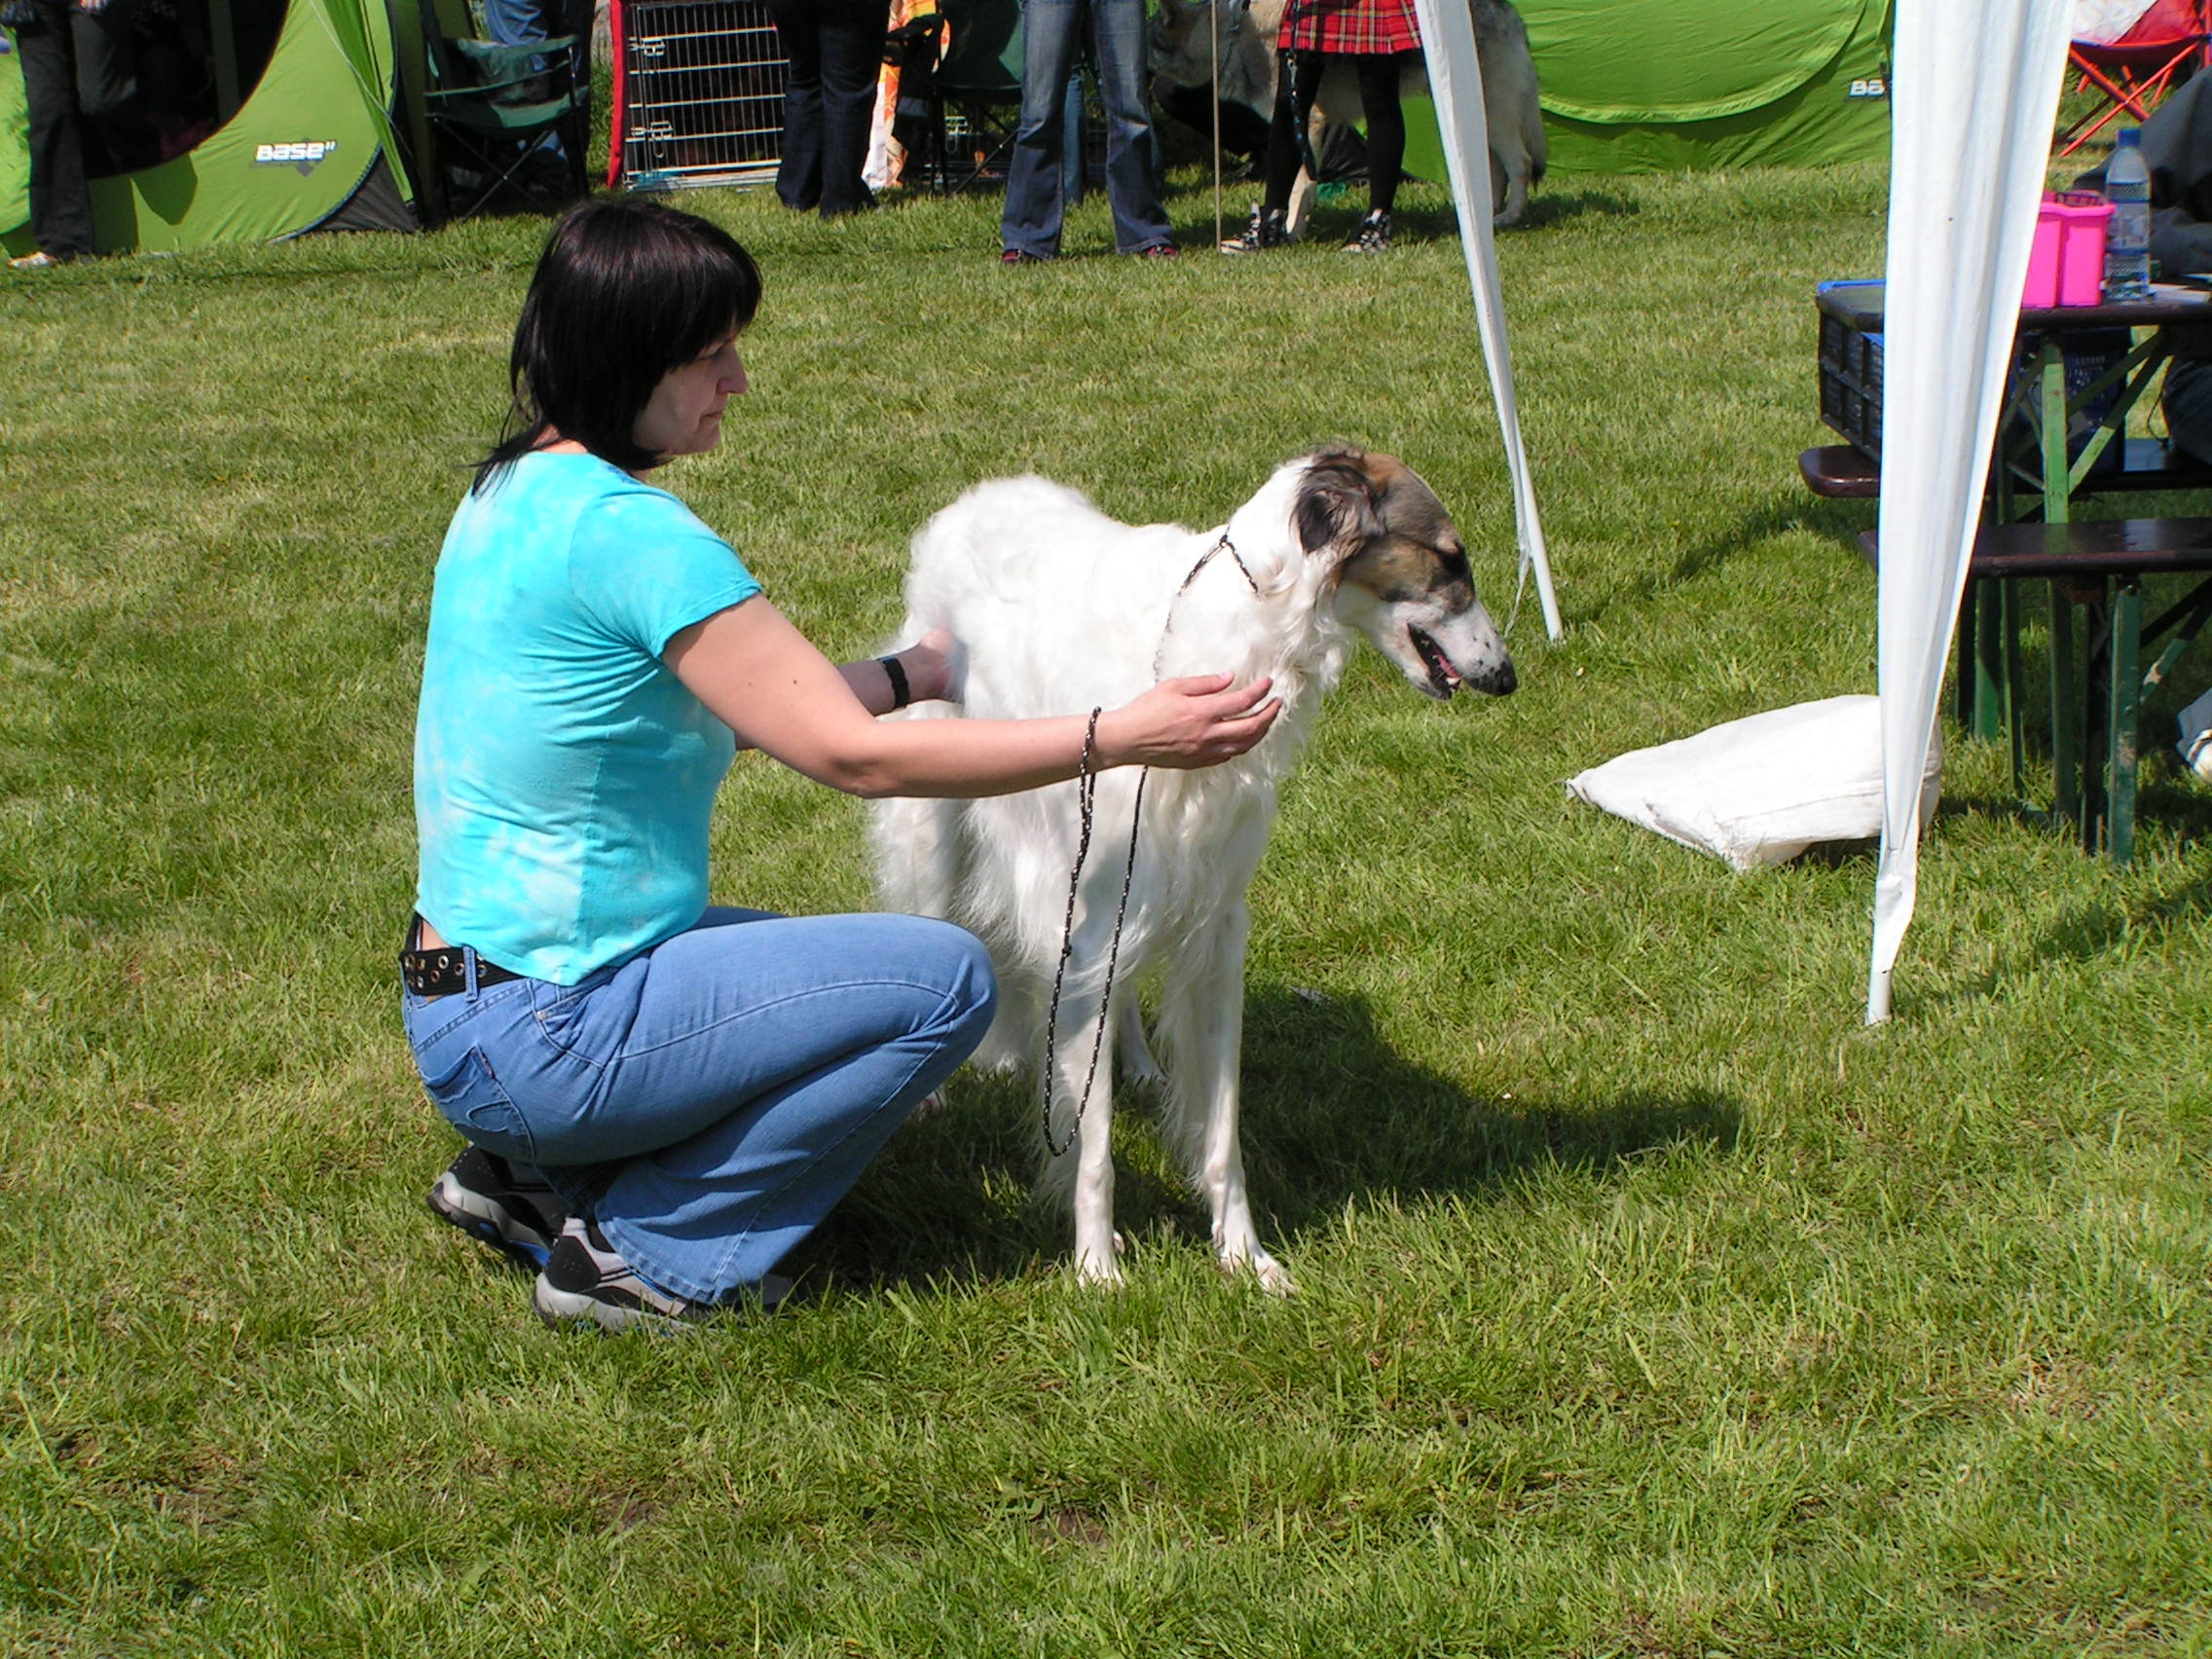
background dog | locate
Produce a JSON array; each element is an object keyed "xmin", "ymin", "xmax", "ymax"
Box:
[
  {"xmin": 1150, "ymin": 0, "xmax": 1547, "ymax": 229},
  {"xmin": 870, "ymin": 449, "xmax": 1516, "ymax": 1292}
]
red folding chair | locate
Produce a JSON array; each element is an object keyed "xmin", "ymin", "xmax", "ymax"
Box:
[{"xmin": 2058, "ymin": 0, "xmax": 2212, "ymax": 157}]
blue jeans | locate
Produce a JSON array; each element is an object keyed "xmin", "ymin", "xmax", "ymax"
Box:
[
  {"xmin": 1000, "ymin": 0, "xmax": 1170, "ymax": 257},
  {"xmin": 480, "ymin": 0, "xmax": 592, "ymax": 172},
  {"xmin": 766, "ymin": 0, "xmax": 885, "ymax": 215},
  {"xmin": 401, "ymin": 908, "xmax": 997, "ymax": 1303}
]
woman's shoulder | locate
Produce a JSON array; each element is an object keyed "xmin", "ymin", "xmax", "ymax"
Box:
[{"xmin": 472, "ymin": 451, "xmax": 700, "ymax": 529}]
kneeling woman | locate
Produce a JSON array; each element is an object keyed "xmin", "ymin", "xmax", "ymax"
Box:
[{"xmin": 405, "ymin": 199, "xmax": 1279, "ymax": 1331}]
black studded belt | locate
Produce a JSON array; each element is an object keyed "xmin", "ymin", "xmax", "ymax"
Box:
[{"xmin": 400, "ymin": 915, "xmax": 524, "ymax": 999}]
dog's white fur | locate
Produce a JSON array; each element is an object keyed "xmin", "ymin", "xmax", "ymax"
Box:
[
  {"xmin": 1150, "ymin": 0, "xmax": 1547, "ymax": 229},
  {"xmin": 870, "ymin": 450, "xmax": 1514, "ymax": 1291}
]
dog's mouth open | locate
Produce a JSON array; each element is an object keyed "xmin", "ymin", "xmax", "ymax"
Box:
[
  {"xmin": 1407, "ymin": 624, "xmax": 1517, "ymax": 700},
  {"xmin": 1410, "ymin": 626, "xmax": 1463, "ymax": 699}
]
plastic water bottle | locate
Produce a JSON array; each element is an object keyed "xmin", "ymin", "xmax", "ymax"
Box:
[{"xmin": 2105, "ymin": 128, "xmax": 2154, "ymax": 302}]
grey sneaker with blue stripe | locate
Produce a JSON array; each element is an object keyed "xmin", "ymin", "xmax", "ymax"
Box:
[
  {"xmin": 426, "ymin": 1147, "xmax": 566, "ymax": 1270},
  {"xmin": 534, "ymin": 1217, "xmax": 792, "ymax": 1334}
]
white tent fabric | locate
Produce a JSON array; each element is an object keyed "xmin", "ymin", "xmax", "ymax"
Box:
[
  {"xmin": 1409, "ymin": 0, "xmax": 1564, "ymax": 641},
  {"xmin": 1867, "ymin": 0, "xmax": 2075, "ymax": 1022},
  {"xmin": 2072, "ymin": 0, "xmax": 2157, "ymax": 45}
]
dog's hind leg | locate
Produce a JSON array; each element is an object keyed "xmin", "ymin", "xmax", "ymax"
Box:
[
  {"xmin": 1115, "ymin": 997, "xmax": 1166, "ymax": 1090},
  {"xmin": 1154, "ymin": 903, "xmax": 1291, "ymax": 1295},
  {"xmin": 870, "ymin": 789, "xmax": 977, "ymax": 1113},
  {"xmin": 1491, "ymin": 147, "xmax": 1529, "ymax": 228},
  {"xmin": 870, "ymin": 788, "xmax": 962, "ymax": 922}
]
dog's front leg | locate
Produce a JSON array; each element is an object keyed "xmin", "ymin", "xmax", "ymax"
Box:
[
  {"xmin": 1043, "ymin": 977, "xmax": 1122, "ymax": 1286},
  {"xmin": 1157, "ymin": 903, "xmax": 1291, "ymax": 1295}
]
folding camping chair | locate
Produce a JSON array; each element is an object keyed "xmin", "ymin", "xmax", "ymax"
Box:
[
  {"xmin": 416, "ymin": 0, "xmax": 591, "ymax": 222},
  {"xmin": 2057, "ymin": 0, "xmax": 2212, "ymax": 157},
  {"xmin": 928, "ymin": 0, "xmax": 1024, "ymax": 192}
]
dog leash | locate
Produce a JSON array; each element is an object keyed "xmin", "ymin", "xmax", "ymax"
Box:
[
  {"xmin": 1041, "ymin": 710, "xmax": 1144, "ymax": 1159},
  {"xmin": 1041, "ymin": 533, "xmax": 1261, "ymax": 1159}
]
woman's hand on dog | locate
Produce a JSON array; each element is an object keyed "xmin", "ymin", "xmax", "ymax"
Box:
[
  {"xmin": 898, "ymin": 627, "xmax": 962, "ymax": 706},
  {"xmin": 1100, "ymin": 674, "xmax": 1280, "ymax": 770}
]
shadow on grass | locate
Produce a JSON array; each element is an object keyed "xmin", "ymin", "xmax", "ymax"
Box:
[
  {"xmin": 786, "ymin": 982, "xmax": 1741, "ymax": 1296},
  {"xmin": 2035, "ymin": 862, "xmax": 2212, "ymax": 961},
  {"xmin": 1934, "ymin": 855, "xmax": 2212, "ymax": 1005},
  {"xmin": 1340, "ymin": 189, "xmax": 1636, "ymax": 249},
  {"xmin": 1572, "ymin": 488, "xmax": 1875, "ymax": 629},
  {"xmin": 1380, "ymin": 189, "xmax": 1641, "ymax": 236}
]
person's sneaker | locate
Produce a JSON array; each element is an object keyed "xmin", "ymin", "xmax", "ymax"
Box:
[
  {"xmin": 1219, "ymin": 203, "xmax": 1287, "ymax": 255},
  {"xmin": 426, "ymin": 1147, "xmax": 566, "ymax": 1270},
  {"xmin": 8, "ymin": 249, "xmax": 67, "ymax": 271},
  {"xmin": 533, "ymin": 1218, "xmax": 793, "ymax": 1334},
  {"xmin": 1134, "ymin": 241, "xmax": 1179, "ymax": 259},
  {"xmin": 1000, "ymin": 247, "xmax": 1051, "ymax": 265},
  {"xmin": 1344, "ymin": 210, "xmax": 1392, "ymax": 254}
]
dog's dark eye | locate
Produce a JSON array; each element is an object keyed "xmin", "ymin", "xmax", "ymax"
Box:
[{"xmin": 1438, "ymin": 547, "xmax": 1470, "ymax": 577}]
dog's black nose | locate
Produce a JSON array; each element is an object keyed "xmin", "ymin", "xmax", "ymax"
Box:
[{"xmin": 1481, "ymin": 661, "xmax": 1518, "ymax": 697}]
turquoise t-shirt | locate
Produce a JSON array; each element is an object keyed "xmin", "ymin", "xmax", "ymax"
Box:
[{"xmin": 413, "ymin": 451, "xmax": 762, "ymax": 984}]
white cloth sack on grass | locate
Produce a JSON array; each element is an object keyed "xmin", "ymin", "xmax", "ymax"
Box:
[{"xmin": 1567, "ymin": 695, "xmax": 1941, "ymax": 871}]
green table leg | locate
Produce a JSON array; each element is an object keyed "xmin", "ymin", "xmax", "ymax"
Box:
[
  {"xmin": 1974, "ymin": 579, "xmax": 2006, "ymax": 743},
  {"xmin": 2002, "ymin": 578, "xmax": 2026, "ymax": 797},
  {"xmin": 2040, "ymin": 347, "xmax": 2080, "ymax": 834},
  {"xmin": 2050, "ymin": 580, "xmax": 2081, "ymax": 828},
  {"xmin": 2109, "ymin": 578, "xmax": 2143, "ymax": 865},
  {"xmin": 1959, "ymin": 578, "xmax": 1980, "ymax": 734},
  {"xmin": 2082, "ymin": 581, "xmax": 2112, "ymax": 856}
]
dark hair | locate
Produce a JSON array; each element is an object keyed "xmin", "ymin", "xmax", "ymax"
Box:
[{"xmin": 473, "ymin": 198, "xmax": 762, "ymax": 491}]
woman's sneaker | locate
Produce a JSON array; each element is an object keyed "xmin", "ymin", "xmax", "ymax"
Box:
[
  {"xmin": 535, "ymin": 1218, "xmax": 711, "ymax": 1332},
  {"xmin": 1344, "ymin": 210, "xmax": 1392, "ymax": 254},
  {"xmin": 426, "ymin": 1147, "xmax": 565, "ymax": 1269},
  {"xmin": 1220, "ymin": 203, "xmax": 1288, "ymax": 254},
  {"xmin": 534, "ymin": 1218, "xmax": 793, "ymax": 1334}
]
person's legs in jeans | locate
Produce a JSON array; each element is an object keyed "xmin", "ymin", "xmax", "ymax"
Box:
[
  {"xmin": 2165, "ymin": 358, "xmax": 2212, "ymax": 466},
  {"xmin": 1001, "ymin": 0, "xmax": 1084, "ymax": 257},
  {"xmin": 1086, "ymin": 0, "xmax": 1170, "ymax": 250},
  {"xmin": 766, "ymin": 0, "xmax": 825, "ymax": 209},
  {"xmin": 17, "ymin": 0, "xmax": 96, "ymax": 259},
  {"xmin": 814, "ymin": 0, "xmax": 885, "ymax": 215},
  {"xmin": 406, "ymin": 909, "xmax": 997, "ymax": 1304},
  {"xmin": 480, "ymin": 0, "xmax": 571, "ymax": 180}
]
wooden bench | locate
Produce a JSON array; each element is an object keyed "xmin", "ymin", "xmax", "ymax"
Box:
[
  {"xmin": 1804, "ymin": 439, "xmax": 2212, "ymax": 503},
  {"xmin": 1857, "ymin": 517, "xmax": 2212, "ymax": 862},
  {"xmin": 1800, "ymin": 444, "xmax": 1880, "ymax": 499}
]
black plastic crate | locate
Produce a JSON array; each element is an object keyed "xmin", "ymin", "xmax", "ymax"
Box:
[{"xmin": 1817, "ymin": 317, "xmax": 2122, "ymax": 476}]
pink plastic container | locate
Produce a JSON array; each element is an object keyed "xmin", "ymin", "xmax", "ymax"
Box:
[{"xmin": 2025, "ymin": 191, "xmax": 2114, "ymax": 308}]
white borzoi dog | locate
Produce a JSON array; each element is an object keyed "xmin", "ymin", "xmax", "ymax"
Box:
[{"xmin": 870, "ymin": 447, "xmax": 1516, "ymax": 1292}]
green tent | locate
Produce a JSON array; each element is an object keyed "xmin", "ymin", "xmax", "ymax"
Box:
[
  {"xmin": 1404, "ymin": 0, "xmax": 1893, "ymax": 179},
  {"xmin": 2, "ymin": 0, "xmax": 421, "ymax": 258}
]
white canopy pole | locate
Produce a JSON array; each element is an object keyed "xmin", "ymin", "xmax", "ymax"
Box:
[
  {"xmin": 1410, "ymin": 0, "xmax": 1563, "ymax": 641},
  {"xmin": 1868, "ymin": 0, "xmax": 2074, "ymax": 1022}
]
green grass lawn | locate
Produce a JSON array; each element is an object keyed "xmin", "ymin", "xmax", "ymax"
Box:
[{"xmin": 3, "ymin": 162, "xmax": 2209, "ymax": 1656}]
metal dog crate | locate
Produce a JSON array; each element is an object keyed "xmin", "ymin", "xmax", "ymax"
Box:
[{"xmin": 610, "ymin": 0, "xmax": 787, "ymax": 191}]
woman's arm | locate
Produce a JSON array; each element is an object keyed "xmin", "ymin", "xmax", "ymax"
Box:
[
  {"xmin": 834, "ymin": 627, "xmax": 957, "ymax": 717},
  {"xmin": 666, "ymin": 599, "xmax": 1278, "ymax": 799}
]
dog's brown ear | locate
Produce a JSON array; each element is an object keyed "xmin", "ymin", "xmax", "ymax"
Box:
[{"xmin": 1294, "ymin": 446, "xmax": 1384, "ymax": 562}]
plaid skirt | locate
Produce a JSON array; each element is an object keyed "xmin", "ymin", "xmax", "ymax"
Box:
[{"xmin": 1277, "ymin": 0, "xmax": 1423, "ymax": 55}]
